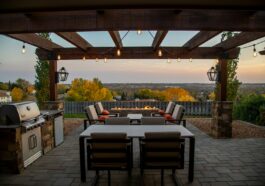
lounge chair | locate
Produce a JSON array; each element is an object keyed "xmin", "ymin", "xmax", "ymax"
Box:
[
  {"xmin": 164, "ymin": 105, "xmax": 186, "ymax": 127},
  {"xmin": 95, "ymin": 102, "xmax": 119, "ymax": 117},
  {"xmin": 151, "ymin": 101, "xmax": 175, "ymax": 117},
  {"xmin": 83, "ymin": 105, "xmax": 109, "ymax": 129}
]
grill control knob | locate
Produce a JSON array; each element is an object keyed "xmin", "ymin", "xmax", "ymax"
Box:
[{"xmin": 26, "ymin": 106, "xmax": 31, "ymax": 111}]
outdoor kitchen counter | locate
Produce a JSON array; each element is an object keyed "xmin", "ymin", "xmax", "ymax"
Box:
[{"xmin": 0, "ymin": 125, "xmax": 20, "ymax": 128}]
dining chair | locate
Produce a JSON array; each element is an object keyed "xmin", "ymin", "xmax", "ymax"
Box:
[
  {"xmin": 139, "ymin": 132, "xmax": 185, "ymax": 186},
  {"xmin": 87, "ymin": 132, "xmax": 133, "ymax": 186},
  {"xmin": 105, "ymin": 117, "xmax": 130, "ymax": 125},
  {"xmin": 141, "ymin": 117, "xmax": 165, "ymax": 125}
]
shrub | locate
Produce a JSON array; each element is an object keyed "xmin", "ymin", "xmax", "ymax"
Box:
[{"xmin": 233, "ymin": 94, "xmax": 265, "ymax": 125}]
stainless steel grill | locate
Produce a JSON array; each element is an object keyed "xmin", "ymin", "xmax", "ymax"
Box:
[
  {"xmin": 0, "ymin": 101, "xmax": 44, "ymax": 167},
  {"xmin": 0, "ymin": 101, "xmax": 45, "ymax": 132}
]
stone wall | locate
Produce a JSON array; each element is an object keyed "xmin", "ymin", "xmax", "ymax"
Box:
[
  {"xmin": 41, "ymin": 119, "xmax": 54, "ymax": 154},
  {"xmin": 0, "ymin": 128, "xmax": 23, "ymax": 173},
  {"xmin": 211, "ymin": 101, "xmax": 233, "ymax": 138}
]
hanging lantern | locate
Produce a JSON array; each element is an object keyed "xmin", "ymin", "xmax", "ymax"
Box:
[
  {"xmin": 207, "ymin": 66, "xmax": 218, "ymax": 82},
  {"xmin": 56, "ymin": 67, "xmax": 69, "ymax": 83}
]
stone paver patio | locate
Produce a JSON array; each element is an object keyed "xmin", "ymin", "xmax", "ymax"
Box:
[{"xmin": 0, "ymin": 123, "xmax": 265, "ymax": 186}]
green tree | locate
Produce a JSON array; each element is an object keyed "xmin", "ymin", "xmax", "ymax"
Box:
[
  {"xmin": 34, "ymin": 33, "xmax": 50, "ymax": 106},
  {"xmin": 214, "ymin": 32, "xmax": 241, "ymax": 101},
  {"xmin": 0, "ymin": 82, "xmax": 9, "ymax": 90},
  {"xmin": 16, "ymin": 78, "xmax": 31, "ymax": 92}
]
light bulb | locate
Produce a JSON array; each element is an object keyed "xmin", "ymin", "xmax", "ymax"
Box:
[
  {"xmin": 189, "ymin": 58, "xmax": 192, "ymax": 62},
  {"xmin": 158, "ymin": 49, "xmax": 162, "ymax": 57},
  {"xmin": 253, "ymin": 45, "xmax": 257, "ymax": 57},
  {"xmin": 117, "ymin": 49, "xmax": 121, "ymax": 56},
  {"xmin": 83, "ymin": 56, "xmax": 86, "ymax": 61},
  {"xmin": 167, "ymin": 58, "xmax": 171, "ymax": 63},
  {"xmin": 104, "ymin": 57, "xmax": 107, "ymax": 63},
  {"xmin": 95, "ymin": 58, "xmax": 99, "ymax": 62},
  {"xmin": 22, "ymin": 43, "xmax": 26, "ymax": 54},
  {"xmin": 177, "ymin": 58, "xmax": 181, "ymax": 62},
  {"xmin": 57, "ymin": 54, "xmax": 61, "ymax": 60},
  {"xmin": 137, "ymin": 30, "xmax": 142, "ymax": 35},
  {"xmin": 215, "ymin": 59, "xmax": 219, "ymax": 64}
]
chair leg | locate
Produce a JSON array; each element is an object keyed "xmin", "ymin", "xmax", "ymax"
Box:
[
  {"xmin": 108, "ymin": 170, "xmax": 111, "ymax": 186},
  {"xmin": 172, "ymin": 170, "xmax": 179, "ymax": 186},
  {"xmin": 91, "ymin": 171, "xmax": 99, "ymax": 186},
  {"xmin": 161, "ymin": 169, "xmax": 164, "ymax": 186}
]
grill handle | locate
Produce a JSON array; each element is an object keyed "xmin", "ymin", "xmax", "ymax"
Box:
[{"xmin": 28, "ymin": 134, "xmax": 37, "ymax": 150}]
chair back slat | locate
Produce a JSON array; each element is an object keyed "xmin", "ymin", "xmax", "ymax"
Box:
[
  {"xmin": 165, "ymin": 101, "xmax": 175, "ymax": 114},
  {"xmin": 95, "ymin": 102, "xmax": 104, "ymax": 115}
]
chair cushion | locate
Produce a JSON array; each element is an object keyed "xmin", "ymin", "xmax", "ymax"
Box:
[
  {"xmin": 158, "ymin": 109, "xmax": 165, "ymax": 115},
  {"xmin": 164, "ymin": 114, "xmax": 174, "ymax": 121},
  {"xmin": 98, "ymin": 115, "xmax": 109, "ymax": 121},
  {"xmin": 102, "ymin": 109, "xmax": 110, "ymax": 115}
]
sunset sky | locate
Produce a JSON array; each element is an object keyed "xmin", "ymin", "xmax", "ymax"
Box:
[{"xmin": 0, "ymin": 31, "xmax": 264, "ymax": 84}]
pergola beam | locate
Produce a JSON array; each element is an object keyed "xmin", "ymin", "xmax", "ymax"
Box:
[
  {"xmin": 7, "ymin": 33, "xmax": 62, "ymax": 51},
  {"xmin": 152, "ymin": 31, "xmax": 168, "ymax": 50},
  {"xmin": 259, "ymin": 50, "xmax": 265, "ymax": 55},
  {"xmin": 214, "ymin": 32, "xmax": 265, "ymax": 51},
  {"xmin": 56, "ymin": 32, "xmax": 92, "ymax": 51},
  {"xmin": 183, "ymin": 31, "xmax": 221, "ymax": 50},
  {"xmin": 108, "ymin": 31, "xmax": 123, "ymax": 48},
  {"xmin": 1, "ymin": 10, "xmax": 265, "ymax": 34},
  {"xmin": 36, "ymin": 47, "xmax": 240, "ymax": 60}
]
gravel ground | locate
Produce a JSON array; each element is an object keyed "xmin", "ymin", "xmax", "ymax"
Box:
[{"xmin": 187, "ymin": 118, "xmax": 265, "ymax": 138}]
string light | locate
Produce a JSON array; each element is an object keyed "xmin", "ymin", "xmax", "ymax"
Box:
[
  {"xmin": 158, "ymin": 49, "xmax": 162, "ymax": 57},
  {"xmin": 253, "ymin": 44, "xmax": 257, "ymax": 57},
  {"xmin": 104, "ymin": 57, "xmax": 107, "ymax": 63},
  {"xmin": 95, "ymin": 58, "xmax": 99, "ymax": 62},
  {"xmin": 167, "ymin": 58, "xmax": 171, "ymax": 63},
  {"xmin": 177, "ymin": 58, "xmax": 181, "ymax": 62},
  {"xmin": 21, "ymin": 43, "xmax": 26, "ymax": 54},
  {"xmin": 82, "ymin": 56, "xmax": 86, "ymax": 61},
  {"xmin": 137, "ymin": 30, "xmax": 142, "ymax": 35},
  {"xmin": 57, "ymin": 54, "xmax": 61, "ymax": 60},
  {"xmin": 189, "ymin": 58, "xmax": 192, "ymax": 62},
  {"xmin": 117, "ymin": 49, "xmax": 121, "ymax": 56}
]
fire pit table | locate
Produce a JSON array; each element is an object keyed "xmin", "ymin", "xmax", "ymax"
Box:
[{"xmin": 111, "ymin": 107, "xmax": 159, "ymax": 117}]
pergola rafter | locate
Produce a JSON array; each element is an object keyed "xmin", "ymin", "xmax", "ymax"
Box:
[
  {"xmin": 183, "ymin": 31, "xmax": 221, "ymax": 50},
  {"xmin": 152, "ymin": 30, "xmax": 168, "ymax": 50},
  {"xmin": 55, "ymin": 32, "xmax": 92, "ymax": 51},
  {"xmin": 6, "ymin": 33, "xmax": 62, "ymax": 51},
  {"xmin": 214, "ymin": 32, "xmax": 265, "ymax": 51},
  {"xmin": 108, "ymin": 31, "xmax": 123, "ymax": 49}
]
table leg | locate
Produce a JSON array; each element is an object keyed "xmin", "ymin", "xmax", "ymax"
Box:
[
  {"xmin": 188, "ymin": 137, "xmax": 195, "ymax": 182},
  {"xmin": 79, "ymin": 136, "xmax": 86, "ymax": 182}
]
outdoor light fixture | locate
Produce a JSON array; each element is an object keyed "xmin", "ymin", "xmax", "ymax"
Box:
[
  {"xmin": 137, "ymin": 30, "xmax": 142, "ymax": 35},
  {"xmin": 56, "ymin": 67, "xmax": 69, "ymax": 83},
  {"xmin": 253, "ymin": 44, "xmax": 257, "ymax": 57},
  {"xmin": 21, "ymin": 43, "xmax": 26, "ymax": 54},
  {"xmin": 167, "ymin": 58, "xmax": 171, "ymax": 63},
  {"xmin": 95, "ymin": 58, "xmax": 99, "ymax": 62},
  {"xmin": 117, "ymin": 49, "xmax": 121, "ymax": 56},
  {"xmin": 177, "ymin": 58, "xmax": 181, "ymax": 62},
  {"xmin": 189, "ymin": 58, "xmax": 192, "ymax": 62},
  {"xmin": 207, "ymin": 66, "xmax": 219, "ymax": 82},
  {"xmin": 57, "ymin": 54, "xmax": 61, "ymax": 60},
  {"xmin": 82, "ymin": 56, "xmax": 86, "ymax": 61},
  {"xmin": 158, "ymin": 49, "xmax": 162, "ymax": 57},
  {"xmin": 104, "ymin": 57, "xmax": 107, "ymax": 63}
]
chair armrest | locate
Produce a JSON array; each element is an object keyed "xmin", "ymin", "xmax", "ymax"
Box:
[{"xmin": 83, "ymin": 119, "xmax": 89, "ymax": 130}]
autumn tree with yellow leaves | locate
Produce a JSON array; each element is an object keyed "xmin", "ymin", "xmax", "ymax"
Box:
[
  {"xmin": 11, "ymin": 87, "xmax": 24, "ymax": 102},
  {"xmin": 66, "ymin": 78, "xmax": 113, "ymax": 101},
  {"xmin": 162, "ymin": 88, "xmax": 195, "ymax": 101}
]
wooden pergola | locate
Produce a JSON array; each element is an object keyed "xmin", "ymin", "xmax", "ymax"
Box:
[{"xmin": 1, "ymin": 0, "xmax": 265, "ymax": 102}]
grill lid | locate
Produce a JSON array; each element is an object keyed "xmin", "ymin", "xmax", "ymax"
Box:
[{"xmin": 0, "ymin": 101, "xmax": 41, "ymax": 125}]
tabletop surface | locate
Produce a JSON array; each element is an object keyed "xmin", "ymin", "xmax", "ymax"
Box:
[
  {"xmin": 127, "ymin": 114, "xmax": 143, "ymax": 120},
  {"xmin": 80, "ymin": 125, "xmax": 194, "ymax": 138}
]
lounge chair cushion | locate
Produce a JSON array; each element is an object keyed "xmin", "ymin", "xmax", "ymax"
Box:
[
  {"xmin": 102, "ymin": 109, "xmax": 110, "ymax": 115},
  {"xmin": 164, "ymin": 114, "xmax": 173, "ymax": 121},
  {"xmin": 158, "ymin": 109, "xmax": 165, "ymax": 115},
  {"xmin": 98, "ymin": 115, "xmax": 109, "ymax": 121}
]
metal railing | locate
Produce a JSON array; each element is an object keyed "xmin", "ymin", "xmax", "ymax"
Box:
[{"xmin": 64, "ymin": 101, "xmax": 212, "ymax": 116}]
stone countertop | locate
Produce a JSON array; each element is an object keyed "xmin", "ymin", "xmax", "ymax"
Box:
[
  {"xmin": 41, "ymin": 110, "xmax": 63, "ymax": 118},
  {"xmin": 0, "ymin": 125, "xmax": 20, "ymax": 129}
]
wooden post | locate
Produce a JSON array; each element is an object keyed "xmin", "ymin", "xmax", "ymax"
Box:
[
  {"xmin": 49, "ymin": 60, "xmax": 57, "ymax": 101},
  {"xmin": 218, "ymin": 59, "xmax": 227, "ymax": 101}
]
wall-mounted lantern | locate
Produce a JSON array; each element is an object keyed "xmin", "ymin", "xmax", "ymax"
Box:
[
  {"xmin": 207, "ymin": 66, "xmax": 220, "ymax": 82},
  {"xmin": 56, "ymin": 67, "xmax": 69, "ymax": 83}
]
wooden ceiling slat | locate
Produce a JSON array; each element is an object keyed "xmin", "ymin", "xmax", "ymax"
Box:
[
  {"xmin": 7, "ymin": 33, "xmax": 62, "ymax": 51},
  {"xmin": 56, "ymin": 32, "xmax": 92, "ymax": 51},
  {"xmin": 152, "ymin": 30, "xmax": 168, "ymax": 50},
  {"xmin": 108, "ymin": 31, "xmax": 123, "ymax": 48},
  {"xmin": 214, "ymin": 32, "xmax": 265, "ymax": 51},
  {"xmin": 183, "ymin": 31, "xmax": 221, "ymax": 50},
  {"xmin": 36, "ymin": 47, "xmax": 240, "ymax": 60},
  {"xmin": 1, "ymin": 10, "xmax": 265, "ymax": 33}
]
